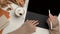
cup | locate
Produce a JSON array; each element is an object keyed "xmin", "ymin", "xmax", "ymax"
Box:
[{"xmin": 14, "ymin": 7, "xmax": 25, "ymax": 17}]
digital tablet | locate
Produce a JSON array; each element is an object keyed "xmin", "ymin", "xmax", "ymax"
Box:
[
  {"xmin": 26, "ymin": 0, "xmax": 60, "ymax": 29},
  {"xmin": 25, "ymin": 11, "xmax": 49, "ymax": 29}
]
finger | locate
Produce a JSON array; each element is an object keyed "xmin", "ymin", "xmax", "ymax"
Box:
[
  {"xmin": 47, "ymin": 18, "xmax": 51, "ymax": 26},
  {"xmin": 32, "ymin": 20, "xmax": 38, "ymax": 24},
  {"xmin": 54, "ymin": 16, "xmax": 58, "ymax": 19},
  {"xmin": 24, "ymin": 20, "xmax": 29, "ymax": 24},
  {"xmin": 27, "ymin": 20, "xmax": 35, "ymax": 24},
  {"xmin": 25, "ymin": 20, "xmax": 29, "ymax": 22},
  {"xmin": 47, "ymin": 18, "xmax": 50, "ymax": 24},
  {"xmin": 48, "ymin": 18, "xmax": 53, "ymax": 26},
  {"xmin": 27, "ymin": 20, "xmax": 34, "ymax": 23},
  {"xmin": 47, "ymin": 20, "xmax": 50, "ymax": 26},
  {"xmin": 31, "ymin": 20, "xmax": 35, "ymax": 23},
  {"xmin": 34, "ymin": 23, "xmax": 39, "ymax": 26},
  {"xmin": 49, "ymin": 16, "xmax": 56, "ymax": 22},
  {"xmin": 48, "ymin": 18, "xmax": 51, "ymax": 23}
]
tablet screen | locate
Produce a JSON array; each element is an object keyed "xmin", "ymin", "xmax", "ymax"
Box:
[
  {"xmin": 27, "ymin": 0, "xmax": 49, "ymax": 16},
  {"xmin": 27, "ymin": 0, "xmax": 60, "ymax": 16}
]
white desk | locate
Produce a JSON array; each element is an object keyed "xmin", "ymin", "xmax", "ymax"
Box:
[
  {"xmin": 2, "ymin": 0, "xmax": 60, "ymax": 34},
  {"xmin": 2, "ymin": 0, "xmax": 29, "ymax": 34}
]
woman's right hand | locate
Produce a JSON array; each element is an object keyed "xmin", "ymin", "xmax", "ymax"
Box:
[
  {"xmin": 47, "ymin": 11, "xmax": 59, "ymax": 29},
  {"xmin": 47, "ymin": 11, "xmax": 59, "ymax": 34}
]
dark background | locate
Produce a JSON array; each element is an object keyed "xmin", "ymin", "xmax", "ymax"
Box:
[
  {"xmin": 27, "ymin": 0, "xmax": 60, "ymax": 16},
  {"xmin": 26, "ymin": 0, "xmax": 60, "ymax": 29}
]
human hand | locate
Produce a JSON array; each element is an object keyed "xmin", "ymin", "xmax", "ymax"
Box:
[
  {"xmin": 8, "ymin": 20, "xmax": 39, "ymax": 34},
  {"xmin": 47, "ymin": 11, "xmax": 59, "ymax": 34},
  {"xmin": 48, "ymin": 11, "xmax": 59, "ymax": 27},
  {"xmin": 47, "ymin": 10, "xmax": 59, "ymax": 30}
]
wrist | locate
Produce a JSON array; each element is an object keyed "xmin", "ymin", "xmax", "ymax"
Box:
[{"xmin": 19, "ymin": 25, "xmax": 32, "ymax": 34}]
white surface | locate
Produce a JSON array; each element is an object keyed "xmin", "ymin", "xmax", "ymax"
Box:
[
  {"xmin": 2, "ymin": 0, "xmax": 29, "ymax": 34},
  {"xmin": 0, "ymin": 15, "xmax": 9, "ymax": 31},
  {"xmin": 2, "ymin": 0, "xmax": 60, "ymax": 34},
  {"xmin": 32, "ymin": 27, "xmax": 49, "ymax": 34}
]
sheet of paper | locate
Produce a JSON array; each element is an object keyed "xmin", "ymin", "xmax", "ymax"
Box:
[{"xmin": 0, "ymin": 15, "xmax": 9, "ymax": 31}]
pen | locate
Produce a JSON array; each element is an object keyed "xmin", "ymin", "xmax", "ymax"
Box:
[{"xmin": 49, "ymin": 9, "xmax": 53, "ymax": 29}]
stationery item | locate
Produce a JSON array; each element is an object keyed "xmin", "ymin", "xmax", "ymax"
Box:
[
  {"xmin": 49, "ymin": 10, "xmax": 53, "ymax": 29},
  {"xmin": 0, "ymin": 15, "xmax": 9, "ymax": 31},
  {"xmin": 0, "ymin": 8, "xmax": 10, "ymax": 31},
  {"xmin": 25, "ymin": 11, "xmax": 49, "ymax": 29}
]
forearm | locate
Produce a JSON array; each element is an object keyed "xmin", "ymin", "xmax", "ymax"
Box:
[
  {"xmin": 19, "ymin": 26, "xmax": 31, "ymax": 34},
  {"xmin": 8, "ymin": 25, "xmax": 32, "ymax": 34}
]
